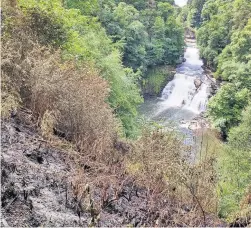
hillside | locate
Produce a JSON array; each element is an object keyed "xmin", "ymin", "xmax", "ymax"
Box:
[
  {"xmin": 1, "ymin": 111, "xmax": 225, "ymax": 227},
  {"xmin": 1, "ymin": 0, "xmax": 251, "ymax": 227}
]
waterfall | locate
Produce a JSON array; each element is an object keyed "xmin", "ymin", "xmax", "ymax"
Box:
[
  {"xmin": 139, "ymin": 41, "xmax": 211, "ymax": 129},
  {"xmin": 156, "ymin": 44, "xmax": 209, "ymax": 117}
]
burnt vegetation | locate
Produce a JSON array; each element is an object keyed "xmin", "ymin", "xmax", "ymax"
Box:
[{"xmin": 1, "ymin": 0, "xmax": 249, "ymax": 227}]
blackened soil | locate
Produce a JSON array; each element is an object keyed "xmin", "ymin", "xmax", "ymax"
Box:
[{"xmin": 1, "ymin": 116, "xmax": 227, "ymax": 227}]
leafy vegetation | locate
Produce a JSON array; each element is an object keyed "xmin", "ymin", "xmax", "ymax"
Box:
[
  {"xmin": 217, "ymin": 105, "xmax": 251, "ymax": 220},
  {"xmin": 67, "ymin": 0, "xmax": 185, "ymax": 81},
  {"xmin": 5, "ymin": 0, "xmax": 184, "ymax": 137},
  {"xmin": 183, "ymin": 0, "xmax": 251, "ymax": 221}
]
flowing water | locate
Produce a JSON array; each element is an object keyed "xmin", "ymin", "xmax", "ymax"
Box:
[
  {"xmin": 140, "ymin": 41, "xmax": 212, "ymax": 136},
  {"xmin": 175, "ymin": 0, "xmax": 188, "ymax": 7}
]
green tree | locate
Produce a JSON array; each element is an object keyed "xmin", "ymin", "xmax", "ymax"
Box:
[
  {"xmin": 64, "ymin": 0, "xmax": 99, "ymax": 16},
  {"xmin": 123, "ymin": 20, "xmax": 148, "ymax": 70},
  {"xmin": 113, "ymin": 2, "xmax": 139, "ymax": 27},
  {"xmin": 157, "ymin": 2, "xmax": 174, "ymax": 21},
  {"xmin": 218, "ymin": 105, "xmax": 251, "ymax": 218},
  {"xmin": 208, "ymin": 84, "xmax": 250, "ymax": 135}
]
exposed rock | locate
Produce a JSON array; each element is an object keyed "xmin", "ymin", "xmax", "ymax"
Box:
[
  {"xmin": 194, "ymin": 78, "xmax": 202, "ymax": 89},
  {"xmin": 179, "ymin": 112, "xmax": 210, "ymax": 131}
]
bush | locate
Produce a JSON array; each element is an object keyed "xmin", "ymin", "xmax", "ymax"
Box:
[
  {"xmin": 126, "ymin": 129, "xmax": 218, "ymax": 226},
  {"xmin": 2, "ymin": 15, "xmax": 117, "ymax": 162},
  {"xmin": 208, "ymin": 83, "xmax": 250, "ymax": 135},
  {"xmin": 217, "ymin": 105, "xmax": 251, "ymax": 219}
]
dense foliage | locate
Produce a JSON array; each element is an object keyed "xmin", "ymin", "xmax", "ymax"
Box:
[
  {"xmin": 66, "ymin": 0, "xmax": 184, "ymax": 79},
  {"xmin": 217, "ymin": 105, "xmax": 251, "ymax": 220},
  {"xmin": 7, "ymin": 0, "xmax": 184, "ymax": 137},
  {"xmin": 183, "ymin": 0, "xmax": 251, "ymax": 220}
]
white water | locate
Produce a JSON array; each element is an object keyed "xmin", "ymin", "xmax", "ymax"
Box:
[
  {"xmin": 158, "ymin": 44, "xmax": 208, "ymax": 115},
  {"xmin": 175, "ymin": 0, "xmax": 188, "ymax": 7},
  {"xmin": 139, "ymin": 42, "xmax": 211, "ymax": 128}
]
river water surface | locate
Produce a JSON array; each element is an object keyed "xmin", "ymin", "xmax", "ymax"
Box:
[{"xmin": 140, "ymin": 41, "xmax": 212, "ymax": 138}]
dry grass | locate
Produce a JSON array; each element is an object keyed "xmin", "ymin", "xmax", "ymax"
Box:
[
  {"xmin": 126, "ymin": 129, "xmax": 218, "ymax": 226},
  {"xmin": 227, "ymin": 186, "xmax": 251, "ymax": 226},
  {"xmin": 1, "ymin": 72, "xmax": 21, "ymax": 118},
  {"xmin": 1, "ymin": 5, "xmax": 222, "ymax": 227},
  {"xmin": 1, "ymin": 11, "xmax": 117, "ymax": 162}
]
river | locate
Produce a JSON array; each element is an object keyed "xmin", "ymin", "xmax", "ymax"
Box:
[
  {"xmin": 175, "ymin": 0, "xmax": 188, "ymax": 7},
  {"xmin": 140, "ymin": 40, "xmax": 212, "ymax": 146}
]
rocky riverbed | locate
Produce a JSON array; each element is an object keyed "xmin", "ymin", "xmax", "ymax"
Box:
[{"xmin": 180, "ymin": 72, "xmax": 219, "ymax": 131}]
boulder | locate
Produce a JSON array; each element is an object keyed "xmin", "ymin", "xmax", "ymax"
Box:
[{"xmin": 194, "ymin": 79, "xmax": 202, "ymax": 89}]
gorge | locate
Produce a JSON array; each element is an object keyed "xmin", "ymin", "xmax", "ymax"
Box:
[{"xmin": 1, "ymin": 0, "xmax": 250, "ymax": 226}]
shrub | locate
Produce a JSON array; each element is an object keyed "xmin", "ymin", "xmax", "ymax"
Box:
[
  {"xmin": 217, "ymin": 105, "xmax": 251, "ymax": 219},
  {"xmin": 126, "ymin": 129, "xmax": 218, "ymax": 226},
  {"xmin": 1, "ymin": 14, "xmax": 117, "ymax": 162}
]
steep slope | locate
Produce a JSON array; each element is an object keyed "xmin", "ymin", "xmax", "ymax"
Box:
[
  {"xmin": 1, "ymin": 115, "xmax": 150, "ymax": 227},
  {"xmin": 1, "ymin": 111, "xmax": 226, "ymax": 227}
]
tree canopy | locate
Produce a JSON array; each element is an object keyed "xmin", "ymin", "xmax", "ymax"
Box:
[
  {"xmin": 184, "ymin": 0, "xmax": 251, "ymax": 136},
  {"xmin": 183, "ymin": 0, "xmax": 251, "ymax": 219}
]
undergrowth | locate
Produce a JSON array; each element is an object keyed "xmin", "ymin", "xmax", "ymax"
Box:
[
  {"xmin": 194, "ymin": 128, "xmax": 251, "ymax": 224},
  {"xmin": 1, "ymin": 8, "xmax": 117, "ymax": 162},
  {"xmin": 126, "ymin": 129, "xmax": 218, "ymax": 226},
  {"xmin": 1, "ymin": 3, "xmax": 229, "ymax": 227}
]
